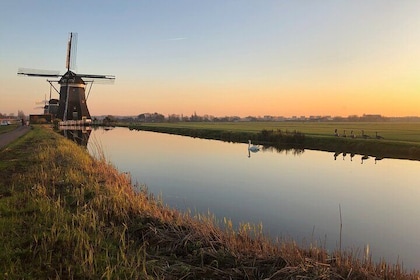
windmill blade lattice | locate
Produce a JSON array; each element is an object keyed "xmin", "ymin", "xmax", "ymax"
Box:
[
  {"xmin": 66, "ymin": 32, "xmax": 78, "ymax": 71},
  {"xmin": 18, "ymin": 68, "xmax": 61, "ymax": 78}
]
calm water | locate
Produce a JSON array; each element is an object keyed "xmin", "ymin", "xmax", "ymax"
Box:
[{"xmin": 87, "ymin": 127, "xmax": 420, "ymax": 270}]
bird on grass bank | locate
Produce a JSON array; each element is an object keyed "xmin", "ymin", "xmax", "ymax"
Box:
[{"xmin": 361, "ymin": 130, "xmax": 370, "ymax": 139}]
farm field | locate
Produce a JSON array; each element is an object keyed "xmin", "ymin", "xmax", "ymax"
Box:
[{"xmin": 132, "ymin": 121, "xmax": 420, "ymax": 144}]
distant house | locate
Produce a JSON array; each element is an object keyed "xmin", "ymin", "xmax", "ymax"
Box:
[
  {"xmin": 362, "ymin": 114, "xmax": 385, "ymax": 121},
  {"xmin": 0, "ymin": 119, "xmax": 14, "ymax": 125}
]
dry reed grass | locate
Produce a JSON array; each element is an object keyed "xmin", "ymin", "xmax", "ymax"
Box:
[{"xmin": 1, "ymin": 126, "xmax": 419, "ymax": 279}]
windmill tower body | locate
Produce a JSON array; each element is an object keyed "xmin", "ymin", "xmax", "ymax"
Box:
[{"xmin": 57, "ymin": 71, "xmax": 90, "ymax": 121}]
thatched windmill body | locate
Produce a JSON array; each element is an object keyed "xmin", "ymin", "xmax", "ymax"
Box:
[{"xmin": 18, "ymin": 33, "xmax": 115, "ymax": 122}]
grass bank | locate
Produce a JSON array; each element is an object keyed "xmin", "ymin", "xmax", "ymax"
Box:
[
  {"xmin": 0, "ymin": 124, "xmax": 19, "ymax": 135},
  {"xmin": 126, "ymin": 122, "xmax": 420, "ymax": 161},
  {"xmin": 1, "ymin": 126, "xmax": 418, "ymax": 279}
]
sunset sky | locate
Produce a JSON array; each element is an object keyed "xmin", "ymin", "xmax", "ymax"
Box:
[{"xmin": 1, "ymin": 1, "xmax": 420, "ymax": 118}]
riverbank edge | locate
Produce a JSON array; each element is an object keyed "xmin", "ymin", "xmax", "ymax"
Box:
[
  {"xmin": 1, "ymin": 125, "xmax": 418, "ymax": 279},
  {"xmin": 125, "ymin": 123, "xmax": 420, "ymax": 161}
]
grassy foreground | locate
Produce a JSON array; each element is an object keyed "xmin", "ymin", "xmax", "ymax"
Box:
[
  {"xmin": 126, "ymin": 122, "xmax": 420, "ymax": 161},
  {"xmin": 1, "ymin": 126, "xmax": 419, "ymax": 279}
]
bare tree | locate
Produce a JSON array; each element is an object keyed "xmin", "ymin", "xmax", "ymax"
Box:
[{"xmin": 18, "ymin": 110, "xmax": 26, "ymax": 120}]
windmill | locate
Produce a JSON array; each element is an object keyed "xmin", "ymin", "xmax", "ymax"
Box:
[{"xmin": 18, "ymin": 32, "xmax": 115, "ymax": 123}]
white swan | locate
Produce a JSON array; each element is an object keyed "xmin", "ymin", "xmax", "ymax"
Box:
[{"xmin": 248, "ymin": 140, "xmax": 260, "ymax": 152}]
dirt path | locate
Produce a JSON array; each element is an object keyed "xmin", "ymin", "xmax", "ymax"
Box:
[{"xmin": 0, "ymin": 126, "xmax": 31, "ymax": 149}]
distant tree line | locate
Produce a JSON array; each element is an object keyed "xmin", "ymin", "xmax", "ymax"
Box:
[
  {"xmin": 100, "ymin": 112, "xmax": 242, "ymax": 123},
  {"xmin": 95, "ymin": 112, "xmax": 420, "ymax": 124},
  {"xmin": 0, "ymin": 111, "xmax": 26, "ymax": 120}
]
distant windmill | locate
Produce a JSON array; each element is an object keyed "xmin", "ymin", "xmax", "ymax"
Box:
[
  {"xmin": 18, "ymin": 32, "xmax": 115, "ymax": 122},
  {"xmin": 34, "ymin": 87, "xmax": 59, "ymax": 115}
]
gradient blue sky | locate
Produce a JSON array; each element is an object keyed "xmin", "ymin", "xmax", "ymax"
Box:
[{"xmin": 1, "ymin": 1, "xmax": 420, "ymax": 117}]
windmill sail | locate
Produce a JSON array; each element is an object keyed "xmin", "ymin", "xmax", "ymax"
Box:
[
  {"xmin": 66, "ymin": 32, "xmax": 78, "ymax": 71},
  {"xmin": 17, "ymin": 68, "xmax": 60, "ymax": 77},
  {"xmin": 78, "ymin": 74, "xmax": 115, "ymax": 80}
]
